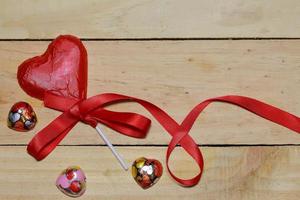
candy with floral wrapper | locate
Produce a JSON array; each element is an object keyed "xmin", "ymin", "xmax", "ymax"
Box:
[{"xmin": 18, "ymin": 35, "xmax": 128, "ymax": 170}]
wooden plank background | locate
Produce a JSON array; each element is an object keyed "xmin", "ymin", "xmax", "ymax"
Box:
[
  {"xmin": 0, "ymin": 0, "xmax": 299, "ymax": 199},
  {"xmin": 0, "ymin": 146, "xmax": 299, "ymax": 200},
  {"xmin": 1, "ymin": 0, "xmax": 300, "ymax": 39}
]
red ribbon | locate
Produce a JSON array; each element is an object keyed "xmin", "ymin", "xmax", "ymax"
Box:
[{"xmin": 27, "ymin": 92, "xmax": 300, "ymax": 187}]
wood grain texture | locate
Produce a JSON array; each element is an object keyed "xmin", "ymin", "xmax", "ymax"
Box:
[
  {"xmin": 0, "ymin": 146, "xmax": 299, "ymax": 200},
  {"xmin": 1, "ymin": 1, "xmax": 300, "ymax": 199},
  {"xmin": 0, "ymin": 0, "xmax": 300, "ymax": 39},
  {"xmin": 1, "ymin": 40, "xmax": 300, "ymax": 145}
]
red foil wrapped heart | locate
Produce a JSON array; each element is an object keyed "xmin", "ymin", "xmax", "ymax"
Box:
[{"xmin": 17, "ymin": 35, "xmax": 87, "ymax": 101}]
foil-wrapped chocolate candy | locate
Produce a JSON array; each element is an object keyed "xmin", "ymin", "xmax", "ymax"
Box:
[
  {"xmin": 56, "ymin": 166, "xmax": 87, "ymax": 198},
  {"xmin": 7, "ymin": 101, "xmax": 37, "ymax": 131},
  {"xmin": 132, "ymin": 157, "xmax": 163, "ymax": 189}
]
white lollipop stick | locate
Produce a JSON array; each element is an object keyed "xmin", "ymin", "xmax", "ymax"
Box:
[{"xmin": 95, "ymin": 124, "xmax": 128, "ymax": 171}]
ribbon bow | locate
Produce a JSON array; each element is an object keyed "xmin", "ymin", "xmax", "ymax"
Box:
[{"xmin": 28, "ymin": 92, "xmax": 300, "ymax": 187}]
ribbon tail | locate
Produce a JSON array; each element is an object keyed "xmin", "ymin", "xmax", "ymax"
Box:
[
  {"xmin": 169, "ymin": 95, "xmax": 300, "ymax": 186},
  {"xmin": 181, "ymin": 95, "xmax": 300, "ymax": 134},
  {"xmin": 27, "ymin": 112, "xmax": 78, "ymax": 161},
  {"xmin": 216, "ymin": 95, "xmax": 300, "ymax": 133}
]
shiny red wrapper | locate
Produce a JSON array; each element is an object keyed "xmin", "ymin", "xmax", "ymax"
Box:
[{"xmin": 17, "ymin": 35, "xmax": 87, "ymax": 101}]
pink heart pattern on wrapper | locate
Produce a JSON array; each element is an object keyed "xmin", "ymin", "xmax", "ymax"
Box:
[{"xmin": 56, "ymin": 166, "xmax": 86, "ymax": 198}]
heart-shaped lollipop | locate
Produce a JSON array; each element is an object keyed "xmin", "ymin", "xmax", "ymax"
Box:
[
  {"xmin": 132, "ymin": 157, "xmax": 163, "ymax": 189},
  {"xmin": 18, "ymin": 35, "xmax": 129, "ymax": 170},
  {"xmin": 17, "ymin": 35, "xmax": 87, "ymax": 101}
]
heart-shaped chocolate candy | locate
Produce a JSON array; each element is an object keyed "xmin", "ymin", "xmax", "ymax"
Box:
[{"xmin": 132, "ymin": 157, "xmax": 163, "ymax": 189}]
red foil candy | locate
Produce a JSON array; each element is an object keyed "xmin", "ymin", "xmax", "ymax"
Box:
[
  {"xmin": 17, "ymin": 35, "xmax": 87, "ymax": 101},
  {"xmin": 7, "ymin": 102, "xmax": 37, "ymax": 131}
]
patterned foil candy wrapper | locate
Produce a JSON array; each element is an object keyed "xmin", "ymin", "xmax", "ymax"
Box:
[
  {"xmin": 132, "ymin": 157, "xmax": 163, "ymax": 189},
  {"xmin": 56, "ymin": 166, "xmax": 87, "ymax": 198},
  {"xmin": 7, "ymin": 102, "xmax": 37, "ymax": 131}
]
